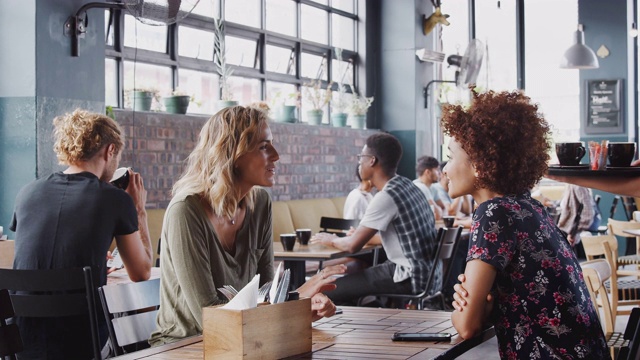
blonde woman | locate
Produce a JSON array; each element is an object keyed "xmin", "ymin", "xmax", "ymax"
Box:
[{"xmin": 150, "ymin": 106, "xmax": 343, "ymax": 345}]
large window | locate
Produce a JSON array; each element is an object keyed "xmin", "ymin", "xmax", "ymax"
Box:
[{"xmin": 105, "ymin": 0, "xmax": 362, "ymax": 117}]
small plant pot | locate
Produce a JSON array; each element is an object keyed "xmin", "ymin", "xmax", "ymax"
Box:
[
  {"xmin": 275, "ymin": 105, "xmax": 297, "ymax": 123},
  {"xmin": 216, "ymin": 100, "xmax": 239, "ymax": 112},
  {"xmin": 331, "ymin": 113, "xmax": 348, "ymax": 127},
  {"xmin": 163, "ymin": 95, "xmax": 190, "ymax": 114},
  {"xmin": 307, "ymin": 110, "xmax": 323, "ymax": 125},
  {"xmin": 350, "ymin": 114, "xmax": 366, "ymax": 129},
  {"xmin": 132, "ymin": 91, "xmax": 153, "ymax": 112}
]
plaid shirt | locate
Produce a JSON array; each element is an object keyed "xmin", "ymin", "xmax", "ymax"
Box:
[{"xmin": 385, "ymin": 175, "xmax": 440, "ymax": 294}]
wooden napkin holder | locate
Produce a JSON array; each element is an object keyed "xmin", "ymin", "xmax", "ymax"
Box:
[{"xmin": 203, "ymin": 298, "xmax": 312, "ymax": 359}]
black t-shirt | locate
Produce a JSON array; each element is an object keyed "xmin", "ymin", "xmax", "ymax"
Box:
[{"xmin": 10, "ymin": 171, "xmax": 138, "ymax": 359}]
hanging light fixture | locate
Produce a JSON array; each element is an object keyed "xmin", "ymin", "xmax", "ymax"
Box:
[{"xmin": 560, "ymin": 24, "xmax": 599, "ymax": 69}]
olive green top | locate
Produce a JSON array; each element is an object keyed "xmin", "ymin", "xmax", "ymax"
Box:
[{"xmin": 149, "ymin": 188, "xmax": 274, "ymax": 346}]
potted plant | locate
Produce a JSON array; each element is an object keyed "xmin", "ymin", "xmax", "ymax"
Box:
[
  {"xmin": 330, "ymin": 48, "xmax": 350, "ymax": 127},
  {"xmin": 303, "ymin": 79, "xmax": 332, "ymax": 125},
  {"xmin": 163, "ymin": 88, "xmax": 196, "ymax": 114},
  {"xmin": 270, "ymin": 90, "xmax": 300, "ymax": 123},
  {"xmin": 347, "ymin": 84, "xmax": 373, "ymax": 129},
  {"xmin": 213, "ymin": 18, "xmax": 237, "ymax": 111},
  {"xmin": 126, "ymin": 88, "xmax": 160, "ymax": 112}
]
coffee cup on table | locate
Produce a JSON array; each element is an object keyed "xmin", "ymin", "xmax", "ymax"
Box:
[
  {"xmin": 280, "ymin": 234, "xmax": 297, "ymax": 251},
  {"xmin": 607, "ymin": 142, "xmax": 636, "ymax": 167},
  {"xmin": 555, "ymin": 142, "xmax": 586, "ymax": 166},
  {"xmin": 110, "ymin": 167, "xmax": 130, "ymax": 190},
  {"xmin": 442, "ymin": 216, "xmax": 455, "ymax": 228},
  {"xmin": 296, "ymin": 229, "xmax": 312, "ymax": 245}
]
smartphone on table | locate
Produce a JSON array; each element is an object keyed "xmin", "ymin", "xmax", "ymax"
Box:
[
  {"xmin": 391, "ymin": 332, "xmax": 451, "ymax": 341},
  {"xmin": 107, "ymin": 247, "xmax": 124, "ymax": 269}
]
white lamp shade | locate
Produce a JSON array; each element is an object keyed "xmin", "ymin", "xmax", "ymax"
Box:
[{"xmin": 560, "ymin": 27, "xmax": 599, "ymax": 69}]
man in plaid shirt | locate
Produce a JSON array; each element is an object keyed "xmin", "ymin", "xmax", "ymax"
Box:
[{"xmin": 310, "ymin": 133, "xmax": 439, "ymax": 305}]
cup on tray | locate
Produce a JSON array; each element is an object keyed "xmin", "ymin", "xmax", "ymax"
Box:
[
  {"xmin": 442, "ymin": 216, "xmax": 455, "ymax": 228},
  {"xmin": 296, "ymin": 229, "xmax": 312, "ymax": 245},
  {"xmin": 110, "ymin": 167, "xmax": 130, "ymax": 190},
  {"xmin": 607, "ymin": 142, "xmax": 636, "ymax": 167},
  {"xmin": 280, "ymin": 234, "xmax": 297, "ymax": 251},
  {"xmin": 555, "ymin": 142, "xmax": 586, "ymax": 166}
]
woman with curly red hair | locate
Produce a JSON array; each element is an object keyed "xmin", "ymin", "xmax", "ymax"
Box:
[{"xmin": 444, "ymin": 89, "xmax": 609, "ymax": 359}]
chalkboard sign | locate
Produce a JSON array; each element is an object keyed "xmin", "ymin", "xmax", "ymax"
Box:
[{"xmin": 585, "ymin": 79, "xmax": 623, "ymax": 134}]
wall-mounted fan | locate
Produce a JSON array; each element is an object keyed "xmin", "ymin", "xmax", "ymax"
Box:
[
  {"xmin": 66, "ymin": 0, "xmax": 199, "ymax": 56},
  {"xmin": 417, "ymin": 39, "xmax": 485, "ymax": 108}
]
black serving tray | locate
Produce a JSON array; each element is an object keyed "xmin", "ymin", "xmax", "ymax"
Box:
[{"xmin": 547, "ymin": 165, "xmax": 640, "ymax": 178}]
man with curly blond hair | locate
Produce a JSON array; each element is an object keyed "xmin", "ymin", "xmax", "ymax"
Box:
[
  {"xmin": 445, "ymin": 89, "xmax": 609, "ymax": 359},
  {"xmin": 10, "ymin": 109, "xmax": 153, "ymax": 359}
]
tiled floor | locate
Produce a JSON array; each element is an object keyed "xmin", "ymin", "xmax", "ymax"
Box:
[{"xmin": 455, "ymin": 310, "xmax": 632, "ymax": 359}]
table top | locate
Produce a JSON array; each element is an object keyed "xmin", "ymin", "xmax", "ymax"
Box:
[
  {"xmin": 273, "ymin": 242, "xmax": 381, "ymax": 260},
  {"xmin": 111, "ymin": 306, "xmax": 495, "ymax": 360},
  {"xmin": 107, "ymin": 267, "xmax": 161, "ymax": 286}
]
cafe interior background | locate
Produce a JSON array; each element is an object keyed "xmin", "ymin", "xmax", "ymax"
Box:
[{"xmin": 0, "ymin": 0, "xmax": 637, "ymax": 253}]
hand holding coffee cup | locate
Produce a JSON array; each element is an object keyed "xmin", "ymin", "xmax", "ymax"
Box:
[
  {"xmin": 556, "ymin": 142, "xmax": 586, "ymax": 166},
  {"xmin": 280, "ymin": 233, "xmax": 297, "ymax": 251},
  {"xmin": 296, "ymin": 229, "xmax": 312, "ymax": 245},
  {"xmin": 110, "ymin": 167, "xmax": 131, "ymax": 190},
  {"xmin": 607, "ymin": 142, "xmax": 636, "ymax": 167}
]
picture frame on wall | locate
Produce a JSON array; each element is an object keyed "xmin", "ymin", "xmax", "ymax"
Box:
[{"xmin": 584, "ymin": 79, "xmax": 624, "ymax": 134}]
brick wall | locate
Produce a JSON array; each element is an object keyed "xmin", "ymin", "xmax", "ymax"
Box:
[{"xmin": 114, "ymin": 109, "xmax": 379, "ymax": 209}]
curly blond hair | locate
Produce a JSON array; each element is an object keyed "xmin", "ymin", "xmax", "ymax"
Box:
[
  {"xmin": 441, "ymin": 89, "xmax": 551, "ymax": 195},
  {"xmin": 172, "ymin": 105, "xmax": 270, "ymax": 219},
  {"xmin": 53, "ymin": 109, "xmax": 124, "ymax": 165}
]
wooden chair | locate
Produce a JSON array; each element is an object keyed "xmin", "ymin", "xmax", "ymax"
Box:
[
  {"xmin": 0, "ymin": 267, "xmax": 101, "ymax": 360},
  {"xmin": 581, "ymin": 235, "xmax": 640, "ymax": 318},
  {"xmin": 580, "ymin": 259, "xmax": 615, "ymax": 334},
  {"xmin": 0, "ymin": 289, "xmax": 22, "ymax": 360},
  {"xmin": 376, "ymin": 226, "xmax": 462, "ymax": 310},
  {"xmin": 99, "ymin": 278, "xmax": 160, "ymax": 356},
  {"xmin": 607, "ymin": 219, "xmax": 640, "ymax": 273}
]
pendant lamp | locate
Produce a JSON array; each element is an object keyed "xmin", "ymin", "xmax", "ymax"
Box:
[{"xmin": 560, "ymin": 24, "xmax": 599, "ymax": 69}]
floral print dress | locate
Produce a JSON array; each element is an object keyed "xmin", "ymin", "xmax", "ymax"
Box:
[{"xmin": 468, "ymin": 193, "xmax": 610, "ymax": 359}]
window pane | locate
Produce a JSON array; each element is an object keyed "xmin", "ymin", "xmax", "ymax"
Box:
[
  {"xmin": 332, "ymin": 0, "xmax": 354, "ymax": 13},
  {"xmin": 226, "ymin": 36, "xmax": 258, "ymax": 68},
  {"xmin": 225, "ymin": 0, "xmax": 260, "ymax": 27},
  {"xmin": 105, "ymin": 11, "xmax": 114, "ymax": 46},
  {"xmin": 178, "ymin": 68, "xmax": 219, "ymax": 115},
  {"xmin": 191, "ymin": 0, "xmax": 219, "ymax": 18},
  {"xmin": 124, "ymin": 15, "xmax": 167, "ymax": 53},
  {"xmin": 266, "ymin": 0, "xmax": 296, "ymax": 37},
  {"xmin": 525, "ymin": 0, "xmax": 579, "ymax": 143},
  {"xmin": 331, "ymin": 58, "xmax": 352, "ymax": 85},
  {"xmin": 105, "ymin": 59, "xmax": 118, "ymax": 107},
  {"xmin": 301, "ymin": 5, "xmax": 328, "ymax": 44},
  {"xmin": 266, "ymin": 44, "xmax": 295, "ymax": 74},
  {"xmin": 475, "ymin": 1, "xmax": 517, "ymax": 91},
  {"xmin": 178, "ymin": 26, "xmax": 214, "ymax": 61},
  {"xmin": 227, "ymin": 76, "xmax": 261, "ymax": 105},
  {"xmin": 301, "ymin": 85, "xmax": 329, "ymax": 124},
  {"xmin": 266, "ymin": 82, "xmax": 298, "ymax": 118},
  {"xmin": 301, "ymin": 52, "xmax": 326, "ymax": 80},
  {"xmin": 123, "ymin": 61, "xmax": 172, "ymax": 109},
  {"xmin": 331, "ymin": 14, "xmax": 354, "ymax": 50}
]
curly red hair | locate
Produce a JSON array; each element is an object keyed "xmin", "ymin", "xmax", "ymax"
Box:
[{"xmin": 441, "ymin": 89, "xmax": 551, "ymax": 195}]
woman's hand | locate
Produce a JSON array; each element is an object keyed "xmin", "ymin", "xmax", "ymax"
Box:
[
  {"xmin": 296, "ymin": 264, "xmax": 346, "ymax": 298},
  {"xmin": 309, "ymin": 232, "xmax": 338, "ymax": 247},
  {"xmin": 451, "ymin": 274, "xmax": 493, "ymax": 312},
  {"xmin": 310, "ymin": 293, "xmax": 336, "ymax": 321}
]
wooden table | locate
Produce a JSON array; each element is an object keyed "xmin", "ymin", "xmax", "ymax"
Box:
[
  {"xmin": 107, "ymin": 267, "xmax": 161, "ymax": 286},
  {"xmin": 274, "ymin": 242, "xmax": 382, "ymax": 288},
  {"xmin": 111, "ymin": 306, "xmax": 495, "ymax": 360}
]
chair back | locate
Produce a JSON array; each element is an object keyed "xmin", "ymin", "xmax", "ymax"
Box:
[
  {"xmin": 319, "ymin": 217, "xmax": 359, "ymax": 237},
  {"xmin": 594, "ymin": 194, "xmax": 601, "ymax": 207},
  {"xmin": 607, "ymin": 218, "xmax": 640, "ymax": 256},
  {"xmin": 0, "ymin": 267, "xmax": 101, "ymax": 360},
  {"xmin": 99, "ymin": 278, "xmax": 160, "ymax": 355},
  {"xmin": 580, "ymin": 259, "xmax": 614, "ymax": 334},
  {"xmin": 610, "ymin": 195, "xmax": 621, "ymax": 219},
  {"xmin": 0, "ymin": 289, "xmax": 22, "ymax": 360},
  {"xmin": 437, "ymin": 226, "xmax": 463, "ymax": 291},
  {"xmin": 622, "ymin": 197, "xmax": 638, "ymax": 221}
]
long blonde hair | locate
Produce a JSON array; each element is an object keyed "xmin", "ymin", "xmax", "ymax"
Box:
[
  {"xmin": 53, "ymin": 109, "xmax": 124, "ymax": 165},
  {"xmin": 173, "ymin": 106, "xmax": 269, "ymax": 218}
]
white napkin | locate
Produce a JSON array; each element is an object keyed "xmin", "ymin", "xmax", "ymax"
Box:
[
  {"xmin": 269, "ymin": 262, "xmax": 283, "ymax": 304},
  {"xmin": 222, "ymin": 274, "xmax": 260, "ymax": 310}
]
